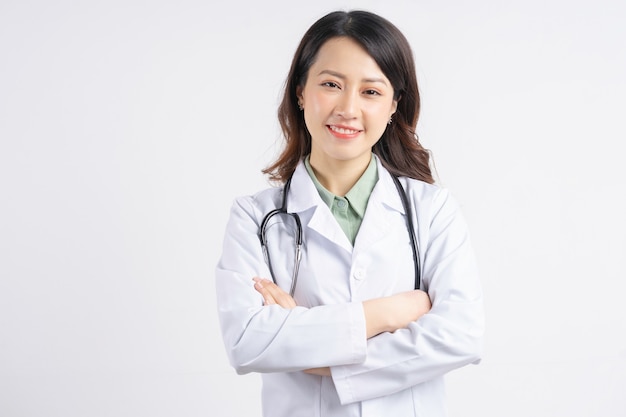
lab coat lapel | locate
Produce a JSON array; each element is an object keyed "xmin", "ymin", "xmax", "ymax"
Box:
[
  {"xmin": 354, "ymin": 161, "xmax": 405, "ymax": 251},
  {"xmin": 287, "ymin": 161, "xmax": 353, "ymax": 253}
]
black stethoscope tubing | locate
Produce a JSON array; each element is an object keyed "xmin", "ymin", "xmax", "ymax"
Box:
[{"xmin": 259, "ymin": 174, "xmax": 421, "ymax": 296}]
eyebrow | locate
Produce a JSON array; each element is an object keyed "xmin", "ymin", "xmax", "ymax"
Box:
[{"xmin": 317, "ymin": 69, "xmax": 389, "ymax": 86}]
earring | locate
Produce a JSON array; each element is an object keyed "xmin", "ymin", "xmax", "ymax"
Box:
[
  {"xmin": 298, "ymin": 102, "xmax": 303, "ymax": 111},
  {"xmin": 388, "ymin": 117, "xmax": 393, "ymax": 125}
]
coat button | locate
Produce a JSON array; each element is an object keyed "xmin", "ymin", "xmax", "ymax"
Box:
[{"xmin": 353, "ymin": 268, "xmax": 366, "ymax": 281}]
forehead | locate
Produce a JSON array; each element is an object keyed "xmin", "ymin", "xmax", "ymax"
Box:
[{"xmin": 310, "ymin": 37, "xmax": 387, "ymax": 78}]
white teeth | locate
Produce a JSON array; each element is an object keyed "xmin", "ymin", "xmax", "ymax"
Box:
[{"xmin": 329, "ymin": 125, "xmax": 359, "ymax": 134}]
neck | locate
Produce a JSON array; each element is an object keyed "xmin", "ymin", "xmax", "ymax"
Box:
[{"xmin": 309, "ymin": 154, "xmax": 372, "ymax": 196}]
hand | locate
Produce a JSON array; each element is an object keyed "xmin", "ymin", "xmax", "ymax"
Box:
[
  {"xmin": 363, "ymin": 289, "xmax": 431, "ymax": 338},
  {"xmin": 253, "ymin": 277, "xmax": 297, "ymax": 309},
  {"xmin": 253, "ymin": 280, "xmax": 327, "ymax": 376},
  {"xmin": 394, "ymin": 289, "xmax": 432, "ymax": 325},
  {"xmin": 304, "ymin": 367, "xmax": 331, "ymax": 377}
]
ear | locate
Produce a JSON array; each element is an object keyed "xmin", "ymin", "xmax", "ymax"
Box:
[
  {"xmin": 390, "ymin": 98, "xmax": 398, "ymax": 117},
  {"xmin": 296, "ymin": 85, "xmax": 304, "ymax": 106}
]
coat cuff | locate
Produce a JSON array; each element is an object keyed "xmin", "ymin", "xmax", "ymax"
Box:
[{"xmin": 331, "ymin": 301, "xmax": 367, "ymax": 404}]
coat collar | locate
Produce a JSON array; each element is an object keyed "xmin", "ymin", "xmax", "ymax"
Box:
[
  {"xmin": 287, "ymin": 154, "xmax": 405, "ymax": 215},
  {"xmin": 286, "ymin": 155, "xmax": 407, "ymax": 253}
]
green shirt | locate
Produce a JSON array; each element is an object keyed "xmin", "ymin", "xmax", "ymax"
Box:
[{"xmin": 304, "ymin": 155, "xmax": 378, "ymax": 245}]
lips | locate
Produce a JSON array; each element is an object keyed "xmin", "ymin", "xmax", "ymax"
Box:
[{"xmin": 327, "ymin": 124, "xmax": 363, "ymax": 138}]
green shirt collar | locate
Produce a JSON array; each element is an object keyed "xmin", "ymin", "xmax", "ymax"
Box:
[{"xmin": 304, "ymin": 155, "xmax": 378, "ymax": 218}]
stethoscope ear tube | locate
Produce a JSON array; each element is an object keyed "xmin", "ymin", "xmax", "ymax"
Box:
[
  {"xmin": 259, "ymin": 175, "xmax": 421, "ymax": 296},
  {"xmin": 258, "ymin": 178, "xmax": 303, "ymax": 296},
  {"xmin": 259, "ymin": 207, "xmax": 283, "ymax": 286},
  {"xmin": 391, "ymin": 175, "xmax": 421, "ymax": 290}
]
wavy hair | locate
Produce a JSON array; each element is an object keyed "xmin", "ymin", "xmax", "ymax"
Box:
[{"xmin": 263, "ymin": 10, "xmax": 434, "ymax": 184}]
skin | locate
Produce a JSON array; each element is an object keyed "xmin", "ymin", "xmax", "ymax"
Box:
[
  {"xmin": 254, "ymin": 37, "xmax": 432, "ymax": 376},
  {"xmin": 297, "ymin": 36, "xmax": 398, "ymax": 196},
  {"xmin": 253, "ymin": 278, "xmax": 431, "ymax": 376}
]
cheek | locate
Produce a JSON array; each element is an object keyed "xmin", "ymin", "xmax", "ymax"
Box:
[
  {"xmin": 305, "ymin": 92, "xmax": 334, "ymax": 114},
  {"xmin": 363, "ymin": 102, "xmax": 395, "ymax": 126},
  {"xmin": 303, "ymin": 96, "xmax": 330, "ymax": 134}
]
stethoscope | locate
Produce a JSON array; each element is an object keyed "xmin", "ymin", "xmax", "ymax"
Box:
[{"xmin": 258, "ymin": 174, "xmax": 421, "ymax": 297}]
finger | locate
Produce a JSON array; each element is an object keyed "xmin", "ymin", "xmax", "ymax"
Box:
[
  {"xmin": 304, "ymin": 367, "xmax": 331, "ymax": 376},
  {"xmin": 253, "ymin": 278, "xmax": 276, "ymax": 305},
  {"xmin": 253, "ymin": 278, "xmax": 296, "ymax": 308},
  {"xmin": 261, "ymin": 280, "xmax": 297, "ymax": 309}
]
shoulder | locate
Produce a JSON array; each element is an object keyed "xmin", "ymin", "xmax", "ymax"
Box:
[
  {"xmin": 391, "ymin": 174, "xmax": 449, "ymax": 203},
  {"xmin": 399, "ymin": 177, "xmax": 461, "ymax": 218},
  {"xmin": 401, "ymin": 176, "xmax": 443, "ymax": 198},
  {"xmin": 375, "ymin": 155, "xmax": 452, "ymax": 210},
  {"xmin": 229, "ymin": 185, "xmax": 284, "ymax": 221}
]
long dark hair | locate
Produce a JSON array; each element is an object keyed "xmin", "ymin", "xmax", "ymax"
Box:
[{"xmin": 263, "ymin": 10, "xmax": 434, "ymax": 184}]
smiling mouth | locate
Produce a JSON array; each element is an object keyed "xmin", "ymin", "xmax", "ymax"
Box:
[{"xmin": 328, "ymin": 125, "xmax": 362, "ymax": 134}]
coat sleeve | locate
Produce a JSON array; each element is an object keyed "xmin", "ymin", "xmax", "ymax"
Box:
[
  {"xmin": 331, "ymin": 187, "xmax": 485, "ymax": 405},
  {"xmin": 215, "ymin": 196, "xmax": 367, "ymax": 374}
]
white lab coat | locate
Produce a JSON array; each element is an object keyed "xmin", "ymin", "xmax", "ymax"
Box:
[{"xmin": 215, "ymin": 156, "xmax": 484, "ymax": 417}]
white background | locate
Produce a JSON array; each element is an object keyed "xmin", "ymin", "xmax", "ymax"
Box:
[{"xmin": 1, "ymin": 0, "xmax": 625, "ymax": 416}]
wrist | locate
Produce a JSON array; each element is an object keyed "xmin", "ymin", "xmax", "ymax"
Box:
[{"xmin": 362, "ymin": 297, "xmax": 395, "ymax": 338}]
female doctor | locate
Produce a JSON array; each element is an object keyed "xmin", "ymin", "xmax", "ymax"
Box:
[{"xmin": 215, "ymin": 10, "xmax": 484, "ymax": 417}]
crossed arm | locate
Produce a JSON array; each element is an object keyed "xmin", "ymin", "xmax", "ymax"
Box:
[{"xmin": 252, "ymin": 277, "xmax": 432, "ymax": 376}]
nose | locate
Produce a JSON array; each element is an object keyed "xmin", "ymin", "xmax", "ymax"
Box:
[{"xmin": 335, "ymin": 90, "xmax": 358, "ymax": 118}]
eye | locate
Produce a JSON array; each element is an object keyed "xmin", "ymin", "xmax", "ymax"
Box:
[
  {"xmin": 363, "ymin": 89, "xmax": 381, "ymax": 96},
  {"xmin": 321, "ymin": 81, "xmax": 340, "ymax": 88}
]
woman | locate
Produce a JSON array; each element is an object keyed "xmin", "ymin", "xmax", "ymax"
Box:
[{"xmin": 216, "ymin": 10, "xmax": 484, "ymax": 417}]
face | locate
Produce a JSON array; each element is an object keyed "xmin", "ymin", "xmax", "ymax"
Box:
[{"xmin": 297, "ymin": 37, "xmax": 398, "ymax": 171}]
